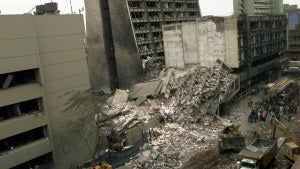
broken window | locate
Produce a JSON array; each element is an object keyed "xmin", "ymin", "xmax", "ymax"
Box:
[
  {"xmin": 146, "ymin": 2, "xmax": 156, "ymax": 8},
  {"xmin": 133, "ymin": 23, "xmax": 147, "ymax": 30},
  {"xmin": 153, "ymin": 32, "xmax": 162, "ymax": 39},
  {"xmin": 139, "ymin": 44, "xmax": 151, "ymax": 52},
  {"xmin": 163, "ymin": 2, "xmax": 173, "ymax": 9},
  {"xmin": 164, "ymin": 12, "xmax": 172, "ymax": 18},
  {"xmin": 128, "ymin": 1, "xmax": 140, "ymax": 8},
  {"xmin": 187, "ymin": 3, "xmax": 198, "ymax": 9},
  {"xmin": 0, "ymin": 98, "xmax": 43, "ymax": 122},
  {"xmin": 155, "ymin": 42, "xmax": 163, "ymax": 50},
  {"xmin": 175, "ymin": 3, "xmax": 183, "ymax": 9},
  {"xmin": 0, "ymin": 69, "xmax": 39, "ymax": 90},
  {"xmin": 131, "ymin": 12, "xmax": 143, "ymax": 19},
  {"xmin": 150, "ymin": 22, "xmax": 160, "ymax": 29},
  {"xmin": 250, "ymin": 22, "xmax": 259, "ymax": 30},
  {"xmin": 189, "ymin": 12, "xmax": 197, "ymax": 17},
  {"xmin": 148, "ymin": 12, "xmax": 159, "ymax": 18},
  {"xmin": 0, "ymin": 126, "xmax": 47, "ymax": 154},
  {"xmin": 136, "ymin": 33, "xmax": 148, "ymax": 41},
  {"xmin": 11, "ymin": 152, "xmax": 53, "ymax": 169}
]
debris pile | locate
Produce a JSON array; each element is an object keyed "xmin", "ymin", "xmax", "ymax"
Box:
[{"xmin": 96, "ymin": 61, "xmax": 239, "ymax": 169}]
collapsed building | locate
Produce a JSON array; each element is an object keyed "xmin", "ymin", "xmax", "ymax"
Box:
[
  {"xmin": 163, "ymin": 14, "xmax": 287, "ymax": 98},
  {"xmin": 84, "ymin": 0, "xmax": 201, "ymax": 90},
  {"xmin": 78, "ymin": 60, "xmax": 240, "ymax": 168}
]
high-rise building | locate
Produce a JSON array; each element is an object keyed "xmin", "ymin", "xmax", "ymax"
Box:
[
  {"xmin": 288, "ymin": 26, "xmax": 300, "ymax": 60},
  {"xmin": 0, "ymin": 14, "xmax": 93, "ymax": 169},
  {"xmin": 85, "ymin": 0, "xmax": 201, "ymax": 90},
  {"xmin": 284, "ymin": 4, "xmax": 300, "ymax": 60},
  {"xmin": 234, "ymin": 0, "xmax": 283, "ymax": 15}
]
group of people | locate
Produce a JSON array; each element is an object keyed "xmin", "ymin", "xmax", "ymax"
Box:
[
  {"xmin": 248, "ymin": 107, "xmax": 268, "ymax": 123},
  {"xmin": 248, "ymin": 97, "xmax": 296, "ymax": 123}
]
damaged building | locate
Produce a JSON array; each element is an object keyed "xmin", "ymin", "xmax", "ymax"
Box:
[
  {"xmin": 0, "ymin": 11, "xmax": 93, "ymax": 169},
  {"xmin": 233, "ymin": 0, "xmax": 283, "ymax": 15},
  {"xmin": 163, "ymin": 14, "xmax": 287, "ymax": 97},
  {"xmin": 84, "ymin": 0, "xmax": 201, "ymax": 90}
]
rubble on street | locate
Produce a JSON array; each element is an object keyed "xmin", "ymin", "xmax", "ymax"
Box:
[{"xmin": 96, "ymin": 60, "xmax": 239, "ymax": 169}]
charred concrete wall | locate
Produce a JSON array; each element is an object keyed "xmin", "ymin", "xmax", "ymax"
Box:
[
  {"xmin": 108, "ymin": 0, "xmax": 143, "ymax": 89},
  {"xmin": 85, "ymin": 0, "xmax": 118, "ymax": 91},
  {"xmin": 85, "ymin": 0, "xmax": 142, "ymax": 90}
]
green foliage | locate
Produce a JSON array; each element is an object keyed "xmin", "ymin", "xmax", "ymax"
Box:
[{"xmin": 54, "ymin": 89, "xmax": 98, "ymax": 157}]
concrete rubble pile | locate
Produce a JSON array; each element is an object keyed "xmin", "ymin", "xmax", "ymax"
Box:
[{"xmin": 97, "ymin": 61, "xmax": 238, "ymax": 169}]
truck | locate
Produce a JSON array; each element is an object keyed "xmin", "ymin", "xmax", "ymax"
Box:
[
  {"xmin": 239, "ymin": 139, "xmax": 277, "ymax": 169},
  {"xmin": 270, "ymin": 117, "xmax": 300, "ymax": 164},
  {"xmin": 218, "ymin": 123, "xmax": 246, "ymax": 154}
]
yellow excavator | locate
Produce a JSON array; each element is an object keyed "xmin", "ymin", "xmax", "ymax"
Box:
[{"xmin": 270, "ymin": 117, "xmax": 300, "ymax": 163}]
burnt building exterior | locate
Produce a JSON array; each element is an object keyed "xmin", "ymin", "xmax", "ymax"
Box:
[
  {"xmin": 85, "ymin": 0, "xmax": 201, "ymax": 90},
  {"xmin": 236, "ymin": 15, "xmax": 287, "ymax": 95}
]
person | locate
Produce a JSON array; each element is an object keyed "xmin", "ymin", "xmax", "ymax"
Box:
[
  {"xmin": 252, "ymin": 109, "xmax": 258, "ymax": 123},
  {"xmin": 248, "ymin": 97, "xmax": 253, "ymax": 107},
  {"xmin": 257, "ymin": 110, "xmax": 261, "ymax": 121},
  {"xmin": 288, "ymin": 113, "xmax": 292, "ymax": 122},
  {"xmin": 262, "ymin": 111, "xmax": 267, "ymax": 122}
]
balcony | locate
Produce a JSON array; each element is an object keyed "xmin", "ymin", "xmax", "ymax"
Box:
[
  {"xmin": 0, "ymin": 83, "xmax": 43, "ymax": 107},
  {"xmin": 0, "ymin": 138, "xmax": 52, "ymax": 169},
  {"xmin": 0, "ymin": 112, "xmax": 48, "ymax": 139}
]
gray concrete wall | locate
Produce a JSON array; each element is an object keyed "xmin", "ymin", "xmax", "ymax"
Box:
[
  {"xmin": 108, "ymin": 0, "xmax": 142, "ymax": 89},
  {"xmin": 85, "ymin": 0, "xmax": 142, "ymax": 90},
  {"xmin": 84, "ymin": 0, "xmax": 113, "ymax": 91}
]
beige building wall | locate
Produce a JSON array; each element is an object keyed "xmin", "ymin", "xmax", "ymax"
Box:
[
  {"xmin": 224, "ymin": 16, "xmax": 240, "ymax": 68},
  {"xmin": 163, "ymin": 17, "xmax": 240, "ymax": 68},
  {"xmin": 0, "ymin": 15, "xmax": 93, "ymax": 169}
]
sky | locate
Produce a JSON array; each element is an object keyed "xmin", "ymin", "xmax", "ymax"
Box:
[{"xmin": 0, "ymin": 0, "xmax": 299, "ymax": 16}]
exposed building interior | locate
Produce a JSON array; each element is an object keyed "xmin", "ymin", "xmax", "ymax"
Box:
[{"xmin": 128, "ymin": 0, "xmax": 200, "ymax": 60}]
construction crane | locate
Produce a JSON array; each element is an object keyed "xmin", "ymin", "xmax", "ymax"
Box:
[{"xmin": 270, "ymin": 117, "xmax": 300, "ymax": 163}]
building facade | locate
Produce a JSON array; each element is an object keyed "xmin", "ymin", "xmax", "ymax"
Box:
[
  {"xmin": 285, "ymin": 5, "xmax": 300, "ymax": 60},
  {"xmin": 163, "ymin": 15, "xmax": 287, "ymax": 95},
  {"xmin": 234, "ymin": 0, "xmax": 283, "ymax": 15},
  {"xmin": 0, "ymin": 15, "xmax": 93, "ymax": 169},
  {"xmin": 85, "ymin": 0, "xmax": 201, "ymax": 90}
]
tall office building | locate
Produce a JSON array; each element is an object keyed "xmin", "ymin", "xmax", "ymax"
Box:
[
  {"xmin": 85, "ymin": 0, "xmax": 201, "ymax": 90},
  {"xmin": 234, "ymin": 0, "xmax": 283, "ymax": 15},
  {"xmin": 284, "ymin": 4, "xmax": 300, "ymax": 60},
  {"xmin": 0, "ymin": 14, "xmax": 93, "ymax": 169}
]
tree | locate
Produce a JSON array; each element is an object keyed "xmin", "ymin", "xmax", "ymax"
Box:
[{"xmin": 54, "ymin": 89, "xmax": 98, "ymax": 158}]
